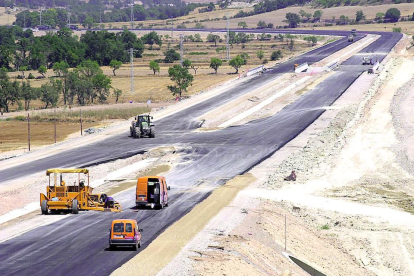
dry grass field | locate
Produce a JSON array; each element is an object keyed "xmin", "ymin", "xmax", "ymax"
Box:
[
  {"xmin": 0, "ymin": 7, "xmax": 16, "ymax": 26},
  {"xmin": 196, "ymin": 3, "xmax": 414, "ymax": 29},
  {"xmin": 0, "ymin": 121, "xmax": 97, "ymax": 152}
]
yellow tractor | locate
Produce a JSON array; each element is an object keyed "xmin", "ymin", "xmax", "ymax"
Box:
[{"xmin": 40, "ymin": 168, "xmax": 122, "ymax": 214}]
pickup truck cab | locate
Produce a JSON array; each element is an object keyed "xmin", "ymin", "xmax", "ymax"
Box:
[{"xmin": 109, "ymin": 219, "xmax": 142, "ymax": 250}]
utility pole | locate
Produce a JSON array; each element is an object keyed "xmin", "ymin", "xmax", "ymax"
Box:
[
  {"xmin": 24, "ymin": 10, "xmax": 26, "ymax": 28},
  {"xmin": 180, "ymin": 34, "xmax": 184, "ymax": 66},
  {"xmin": 126, "ymin": 48, "xmax": 138, "ymax": 97},
  {"xmin": 130, "ymin": 0, "xmax": 134, "ymax": 29},
  {"xmin": 226, "ymin": 12, "xmax": 230, "ymax": 61},
  {"xmin": 67, "ymin": 12, "xmax": 70, "ymax": 27},
  {"xmin": 27, "ymin": 113, "xmax": 31, "ymax": 151},
  {"xmin": 80, "ymin": 109, "xmax": 83, "ymax": 136},
  {"xmin": 54, "ymin": 108, "xmax": 57, "ymax": 144},
  {"xmin": 40, "ymin": 8, "xmax": 43, "ymax": 26},
  {"xmin": 171, "ymin": 19, "xmax": 174, "ymax": 41}
]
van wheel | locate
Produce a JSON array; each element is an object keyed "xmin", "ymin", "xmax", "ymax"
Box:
[
  {"xmin": 41, "ymin": 200, "xmax": 48, "ymax": 215},
  {"xmin": 138, "ymin": 241, "xmax": 141, "ymax": 248},
  {"xmin": 109, "ymin": 244, "xmax": 116, "ymax": 251},
  {"xmin": 72, "ymin": 199, "xmax": 79, "ymax": 214},
  {"xmin": 133, "ymin": 243, "xmax": 138, "ymax": 251}
]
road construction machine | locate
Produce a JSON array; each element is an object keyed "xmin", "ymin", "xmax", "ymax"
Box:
[
  {"xmin": 40, "ymin": 168, "xmax": 122, "ymax": 214},
  {"xmin": 130, "ymin": 114, "xmax": 155, "ymax": 139}
]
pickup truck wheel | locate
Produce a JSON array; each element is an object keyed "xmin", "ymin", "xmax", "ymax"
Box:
[
  {"xmin": 41, "ymin": 200, "xmax": 48, "ymax": 215},
  {"xmin": 72, "ymin": 199, "xmax": 79, "ymax": 214}
]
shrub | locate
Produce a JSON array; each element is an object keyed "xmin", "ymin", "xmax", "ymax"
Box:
[{"xmin": 28, "ymin": 73, "xmax": 35, "ymax": 79}]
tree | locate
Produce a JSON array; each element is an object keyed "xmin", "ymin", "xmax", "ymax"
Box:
[
  {"xmin": 0, "ymin": 69, "xmax": 19, "ymax": 113},
  {"xmin": 20, "ymin": 81, "xmax": 40, "ymax": 110},
  {"xmin": 385, "ymin": 8, "xmax": 401, "ymax": 23},
  {"xmin": 167, "ymin": 65, "xmax": 193, "ymax": 99},
  {"xmin": 257, "ymin": 50, "xmax": 264, "ymax": 61},
  {"xmin": 229, "ymin": 55, "xmax": 244, "ymax": 74},
  {"xmin": 20, "ymin": 66, "xmax": 28, "ymax": 78},
  {"xmin": 164, "ymin": 49, "xmax": 180, "ymax": 63},
  {"xmin": 92, "ymin": 73, "xmax": 112, "ymax": 103},
  {"xmin": 83, "ymin": 16, "xmax": 94, "ymax": 29},
  {"xmin": 38, "ymin": 65, "xmax": 47, "ymax": 77},
  {"xmin": 149, "ymin": 60, "xmax": 160, "ymax": 74},
  {"xmin": 271, "ymin": 50, "xmax": 283, "ymax": 61},
  {"xmin": 109, "ymin": 60, "xmax": 122, "ymax": 76},
  {"xmin": 142, "ymin": 31, "xmax": 162, "ymax": 47},
  {"xmin": 238, "ymin": 21, "xmax": 247, "ymax": 29},
  {"xmin": 210, "ymin": 57, "xmax": 222, "ymax": 74},
  {"xmin": 182, "ymin": 59, "xmax": 192, "ymax": 69},
  {"xmin": 257, "ymin": 20, "xmax": 267, "ymax": 29},
  {"xmin": 313, "ymin": 10, "xmax": 323, "ymax": 21},
  {"xmin": 40, "ymin": 79, "xmax": 62, "ymax": 108},
  {"xmin": 286, "ymin": 13, "xmax": 300, "ymax": 28},
  {"xmin": 53, "ymin": 61, "xmax": 69, "ymax": 77},
  {"xmin": 191, "ymin": 64, "xmax": 200, "ymax": 75},
  {"xmin": 207, "ymin": 34, "xmax": 220, "ymax": 47},
  {"xmin": 77, "ymin": 60, "xmax": 102, "ymax": 78},
  {"xmin": 376, "ymin": 12, "xmax": 385, "ymax": 22},
  {"xmin": 356, "ymin": 11, "xmax": 365, "ymax": 22},
  {"xmin": 113, "ymin": 89, "xmax": 122, "ymax": 103},
  {"xmin": 299, "ymin": 10, "xmax": 307, "ymax": 18}
]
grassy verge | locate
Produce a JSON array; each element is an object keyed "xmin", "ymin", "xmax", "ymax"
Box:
[{"xmin": 3, "ymin": 106, "xmax": 151, "ymax": 123}]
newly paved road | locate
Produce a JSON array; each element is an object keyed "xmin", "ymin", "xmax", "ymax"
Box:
[{"xmin": 0, "ymin": 29, "xmax": 402, "ymax": 276}]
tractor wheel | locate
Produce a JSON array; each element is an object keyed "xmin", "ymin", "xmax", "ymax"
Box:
[
  {"xmin": 150, "ymin": 127, "xmax": 155, "ymax": 138},
  {"xmin": 72, "ymin": 199, "xmax": 79, "ymax": 214},
  {"xmin": 130, "ymin": 127, "xmax": 133, "ymax": 137},
  {"xmin": 41, "ymin": 200, "xmax": 48, "ymax": 215}
]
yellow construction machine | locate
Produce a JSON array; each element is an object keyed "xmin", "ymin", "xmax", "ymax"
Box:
[{"xmin": 40, "ymin": 168, "xmax": 122, "ymax": 214}]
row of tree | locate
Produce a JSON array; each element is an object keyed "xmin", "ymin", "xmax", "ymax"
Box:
[
  {"xmin": 0, "ymin": 59, "xmax": 118, "ymax": 112},
  {"xmin": 0, "ymin": 26, "xmax": 149, "ymax": 73}
]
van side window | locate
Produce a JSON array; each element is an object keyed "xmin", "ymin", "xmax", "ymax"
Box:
[
  {"xmin": 113, "ymin": 223, "xmax": 124, "ymax": 232},
  {"xmin": 125, "ymin": 223, "xmax": 133, "ymax": 232}
]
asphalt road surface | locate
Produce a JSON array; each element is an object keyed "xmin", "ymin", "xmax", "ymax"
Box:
[{"xmin": 0, "ymin": 30, "xmax": 402, "ymax": 276}]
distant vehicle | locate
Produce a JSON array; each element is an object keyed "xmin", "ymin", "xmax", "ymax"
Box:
[
  {"xmin": 37, "ymin": 25, "xmax": 51, "ymax": 30},
  {"xmin": 130, "ymin": 114, "xmax": 155, "ymax": 139},
  {"xmin": 67, "ymin": 24, "xmax": 78, "ymax": 30},
  {"xmin": 109, "ymin": 219, "xmax": 142, "ymax": 251},
  {"xmin": 348, "ymin": 34, "xmax": 354, "ymax": 42},
  {"xmin": 136, "ymin": 176, "xmax": 170, "ymax": 209},
  {"xmin": 351, "ymin": 29, "xmax": 357, "ymax": 36},
  {"xmin": 362, "ymin": 55, "xmax": 377, "ymax": 65}
]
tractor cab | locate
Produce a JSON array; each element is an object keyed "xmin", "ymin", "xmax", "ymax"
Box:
[{"xmin": 40, "ymin": 168, "xmax": 122, "ymax": 214}]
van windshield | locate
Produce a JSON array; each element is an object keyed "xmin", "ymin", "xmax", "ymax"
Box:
[{"xmin": 113, "ymin": 223, "xmax": 124, "ymax": 232}]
